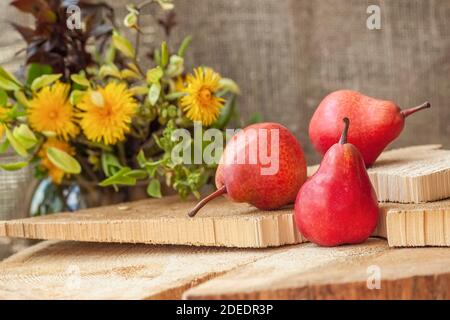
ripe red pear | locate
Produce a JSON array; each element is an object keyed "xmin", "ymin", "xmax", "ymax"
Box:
[
  {"xmin": 188, "ymin": 123, "xmax": 307, "ymax": 217},
  {"xmin": 295, "ymin": 118, "xmax": 378, "ymax": 247},
  {"xmin": 309, "ymin": 90, "xmax": 431, "ymax": 167}
]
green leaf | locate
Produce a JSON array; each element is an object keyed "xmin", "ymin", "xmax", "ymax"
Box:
[
  {"xmin": 101, "ymin": 153, "xmax": 122, "ymax": 177},
  {"xmin": 13, "ymin": 124, "xmax": 37, "ymax": 149},
  {"xmin": 124, "ymin": 169, "xmax": 148, "ymax": 179},
  {"xmin": 154, "ymin": 49, "xmax": 161, "ymax": 66},
  {"xmin": 124, "ymin": 12, "xmax": 138, "ymax": 28},
  {"xmin": 156, "ymin": 0, "xmax": 174, "ymax": 10},
  {"xmin": 146, "ymin": 66, "xmax": 163, "ymax": 84},
  {"xmin": 71, "ymin": 74, "xmax": 90, "ymax": 88},
  {"xmin": 0, "ymin": 161, "xmax": 28, "ymax": 171},
  {"xmin": 160, "ymin": 41, "xmax": 169, "ymax": 68},
  {"xmin": 69, "ymin": 90, "xmax": 86, "ymax": 105},
  {"xmin": 212, "ymin": 95, "xmax": 236, "ymax": 129},
  {"xmin": 0, "ymin": 89, "xmax": 7, "ymax": 106},
  {"xmin": 31, "ymin": 74, "xmax": 62, "ymax": 92},
  {"xmin": 177, "ymin": 36, "xmax": 192, "ymax": 57},
  {"xmin": 26, "ymin": 63, "xmax": 53, "ymax": 86},
  {"xmin": 47, "ymin": 147, "xmax": 81, "ymax": 174},
  {"xmin": 0, "ymin": 66, "xmax": 21, "ymax": 91},
  {"xmin": 147, "ymin": 179, "xmax": 162, "ymax": 198},
  {"xmin": 148, "ymin": 83, "xmax": 161, "ymax": 106},
  {"xmin": 14, "ymin": 91, "xmax": 30, "ymax": 108},
  {"xmin": 5, "ymin": 127, "xmax": 27, "ymax": 157},
  {"xmin": 0, "ymin": 139, "xmax": 10, "ymax": 153},
  {"xmin": 165, "ymin": 92, "xmax": 185, "ymax": 101},
  {"xmin": 99, "ymin": 64, "xmax": 122, "ymax": 79},
  {"xmin": 219, "ymin": 78, "xmax": 241, "ymax": 95},
  {"xmin": 137, "ymin": 150, "xmax": 147, "ymax": 167},
  {"xmin": 0, "ymin": 66, "xmax": 21, "ymax": 85},
  {"xmin": 112, "ymin": 31, "xmax": 135, "ymax": 59},
  {"xmin": 99, "ymin": 167, "xmax": 136, "ymax": 187},
  {"xmin": 0, "ymin": 75, "xmax": 20, "ymax": 91}
]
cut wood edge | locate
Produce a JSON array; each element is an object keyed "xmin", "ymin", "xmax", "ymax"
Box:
[{"xmin": 382, "ymin": 200, "xmax": 450, "ymax": 247}]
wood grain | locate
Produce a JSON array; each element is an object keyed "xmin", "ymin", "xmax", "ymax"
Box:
[
  {"xmin": 2, "ymin": 238, "xmax": 450, "ymax": 299},
  {"xmin": 183, "ymin": 238, "xmax": 450, "ymax": 300},
  {"xmin": 0, "ymin": 240, "xmax": 281, "ymax": 299},
  {"xmin": 0, "ymin": 196, "xmax": 304, "ymax": 248}
]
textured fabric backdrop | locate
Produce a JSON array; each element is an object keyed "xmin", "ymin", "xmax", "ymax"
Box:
[{"xmin": 1, "ymin": 0, "xmax": 449, "ymax": 164}]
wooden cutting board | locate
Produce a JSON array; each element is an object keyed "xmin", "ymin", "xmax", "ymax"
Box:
[
  {"xmin": 1, "ymin": 238, "xmax": 449, "ymax": 299},
  {"xmin": 0, "ymin": 196, "xmax": 304, "ymax": 248},
  {"xmin": 1, "ymin": 195, "xmax": 450, "ymax": 248},
  {"xmin": 184, "ymin": 238, "xmax": 450, "ymax": 300}
]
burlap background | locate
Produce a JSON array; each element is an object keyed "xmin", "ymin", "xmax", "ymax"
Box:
[{"xmin": 1, "ymin": 0, "xmax": 448, "ymax": 162}]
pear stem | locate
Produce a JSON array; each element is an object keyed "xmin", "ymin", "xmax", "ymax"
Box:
[
  {"xmin": 401, "ymin": 101, "xmax": 431, "ymax": 118},
  {"xmin": 339, "ymin": 117, "xmax": 350, "ymax": 145},
  {"xmin": 187, "ymin": 185, "xmax": 227, "ymax": 217}
]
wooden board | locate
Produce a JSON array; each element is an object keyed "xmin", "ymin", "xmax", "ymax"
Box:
[
  {"xmin": 0, "ymin": 196, "xmax": 304, "ymax": 248},
  {"xmin": 0, "ymin": 240, "xmax": 280, "ymax": 299},
  {"xmin": 381, "ymin": 200, "xmax": 450, "ymax": 247},
  {"xmin": 309, "ymin": 145, "xmax": 450, "ymax": 203},
  {"xmin": 2, "ymin": 238, "xmax": 449, "ymax": 299},
  {"xmin": 2, "ymin": 195, "xmax": 450, "ymax": 248},
  {"xmin": 183, "ymin": 238, "xmax": 450, "ymax": 300}
]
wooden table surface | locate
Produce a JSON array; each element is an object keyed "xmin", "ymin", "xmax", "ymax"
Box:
[{"xmin": 1, "ymin": 238, "xmax": 450, "ymax": 300}]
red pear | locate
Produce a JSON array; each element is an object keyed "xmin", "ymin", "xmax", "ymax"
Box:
[
  {"xmin": 309, "ymin": 90, "xmax": 431, "ymax": 167},
  {"xmin": 188, "ymin": 123, "xmax": 307, "ymax": 217},
  {"xmin": 295, "ymin": 118, "xmax": 378, "ymax": 247}
]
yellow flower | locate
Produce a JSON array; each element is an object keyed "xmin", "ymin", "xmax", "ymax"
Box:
[
  {"xmin": 174, "ymin": 75, "xmax": 186, "ymax": 92},
  {"xmin": 77, "ymin": 82, "xmax": 137, "ymax": 145},
  {"xmin": 28, "ymin": 82, "xmax": 79, "ymax": 140},
  {"xmin": 39, "ymin": 138, "xmax": 75, "ymax": 184},
  {"xmin": 0, "ymin": 107, "xmax": 8, "ymax": 139},
  {"xmin": 180, "ymin": 67, "xmax": 224, "ymax": 126}
]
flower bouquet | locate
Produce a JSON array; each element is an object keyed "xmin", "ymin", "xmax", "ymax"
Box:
[{"xmin": 0, "ymin": 0, "xmax": 240, "ymax": 214}]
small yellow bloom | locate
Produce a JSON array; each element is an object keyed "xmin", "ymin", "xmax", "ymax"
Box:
[
  {"xmin": 180, "ymin": 67, "xmax": 224, "ymax": 126},
  {"xmin": 174, "ymin": 75, "xmax": 186, "ymax": 92},
  {"xmin": 77, "ymin": 82, "xmax": 137, "ymax": 145},
  {"xmin": 39, "ymin": 138, "xmax": 75, "ymax": 184},
  {"xmin": 0, "ymin": 107, "xmax": 8, "ymax": 139},
  {"xmin": 28, "ymin": 82, "xmax": 79, "ymax": 140}
]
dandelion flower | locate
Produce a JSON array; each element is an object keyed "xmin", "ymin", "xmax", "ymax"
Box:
[
  {"xmin": 77, "ymin": 82, "xmax": 137, "ymax": 145},
  {"xmin": 180, "ymin": 67, "xmax": 224, "ymax": 126},
  {"xmin": 28, "ymin": 82, "xmax": 79, "ymax": 140},
  {"xmin": 39, "ymin": 138, "xmax": 75, "ymax": 184}
]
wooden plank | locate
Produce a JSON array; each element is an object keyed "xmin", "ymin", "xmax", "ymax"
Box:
[
  {"xmin": 2, "ymin": 195, "xmax": 450, "ymax": 248},
  {"xmin": 369, "ymin": 145, "xmax": 450, "ymax": 203},
  {"xmin": 0, "ymin": 196, "xmax": 303, "ymax": 248},
  {"xmin": 183, "ymin": 238, "xmax": 450, "ymax": 300},
  {"xmin": 0, "ymin": 240, "xmax": 280, "ymax": 299},
  {"xmin": 309, "ymin": 145, "xmax": 450, "ymax": 203},
  {"xmin": 381, "ymin": 200, "xmax": 450, "ymax": 247}
]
